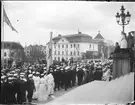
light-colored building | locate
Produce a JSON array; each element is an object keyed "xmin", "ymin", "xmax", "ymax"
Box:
[{"xmin": 48, "ymin": 31, "xmax": 100, "ymax": 61}]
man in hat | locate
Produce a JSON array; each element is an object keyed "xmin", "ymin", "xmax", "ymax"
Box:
[
  {"xmin": 63, "ymin": 66, "xmax": 69, "ymax": 91},
  {"xmin": 13, "ymin": 72, "xmax": 20, "ymax": 104},
  {"xmin": 71, "ymin": 65, "xmax": 77, "ymax": 87},
  {"xmin": 60, "ymin": 67, "xmax": 65, "ymax": 89},
  {"xmin": 17, "ymin": 72, "xmax": 27, "ymax": 104},
  {"xmin": 1, "ymin": 75, "xmax": 8, "ymax": 104},
  {"xmin": 67, "ymin": 67, "xmax": 72, "ymax": 88},
  {"xmin": 26, "ymin": 74, "xmax": 36, "ymax": 103},
  {"xmin": 77, "ymin": 67, "xmax": 84, "ymax": 86},
  {"xmin": 54, "ymin": 67, "xmax": 61, "ymax": 91},
  {"xmin": 6, "ymin": 74, "xmax": 16, "ymax": 104}
]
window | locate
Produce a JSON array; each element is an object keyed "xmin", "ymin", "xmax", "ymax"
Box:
[
  {"xmin": 62, "ymin": 45, "xmax": 64, "ymax": 48},
  {"xmin": 54, "ymin": 51, "xmax": 56, "ymax": 55},
  {"xmin": 55, "ymin": 57, "xmax": 56, "ymax": 60},
  {"xmin": 58, "ymin": 51, "xmax": 60, "ymax": 55},
  {"xmin": 58, "ymin": 45, "xmax": 60, "ymax": 48},
  {"xmin": 66, "ymin": 45, "xmax": 68, "ymax": 48},
  {"xmin": 54, "ymin": 45, "xmax": 56, "ymax": 48},
  {"xmin": 66, "ymin": 51, "xmax": 68, "ymax": 55},
  {"xmin": 78, "ymin": 44, "xmax": 79, "ymax": 48},
  {"xmin": 78, "ymin": 51, "xmax": 79, "ymax": 56},
  {"xmin": 58, "ymin": 57, "xmax": 60, "ymax": 61},
  {"xmin": 74, "ymin": 44, "xmax": 76, "ymax": 48},
  {"xmin": 62, "ymin": 51, "xmax": 64, "ymax": 55},
  {"xmin": 71, "ymin": 44, "xmax": 72, "ymax": 48},
  {"xmin": 90, "ymin": 44, "xmax": 91, "ymax": 48},
  {"xmin": 74, "ymin": 51, "xmax": 76, "ymax": 56},
  {"xmin": 62, "ymin": 39, "xmax": 64, "ymax": 42},
  {"xmin": 4, "ymin": 52, "xmax": 6, "ymax": 57},
  {"xmin": 70, "ymin": 51, "xmax": 72, "ymax": 56}
]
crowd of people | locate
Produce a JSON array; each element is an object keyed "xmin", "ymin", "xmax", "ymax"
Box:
[{"xmin": 1, "ymin": 59, "xmax": 113, "ymax": 104}]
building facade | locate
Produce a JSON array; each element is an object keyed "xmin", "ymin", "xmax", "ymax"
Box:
[
  {"xmin": 47, "ymin": 31, "xmax": 114, "ymax": 62},
  {"xmin": 47, "ymin": 31, "xmax": 102, "ymax": 61},
  {"xmin": 1, "ymin": 41, "xmax": 24, "ymax": 67}
]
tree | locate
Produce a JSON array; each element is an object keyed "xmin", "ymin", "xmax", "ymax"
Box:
[
  {"xmin": 26, "ymin": 46, "xmax": 46, "ymax": 64},
  {"xmin": 9, "ymin": 48, "xmax": 26, "ymax": 67}
]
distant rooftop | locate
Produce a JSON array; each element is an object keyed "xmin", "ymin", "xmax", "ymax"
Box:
[
  {"xmin": 94, "ymin": 31, "xmax": 104, "ymax": 40},
  {"xmin": 52, "ymin": 31, "xmax": 98, "ymax": 44}
]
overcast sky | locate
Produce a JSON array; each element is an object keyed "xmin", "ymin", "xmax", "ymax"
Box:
[{"xmin": 2, "ymin": 1, "xmax": 135, "ymax": 47}]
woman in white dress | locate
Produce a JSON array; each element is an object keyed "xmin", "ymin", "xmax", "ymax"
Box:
[
  {"xmin": 33, "ymin": 72, "xmax": 40, "ymax": 99},
  {"xmin": 46, "ymin": 70, "xmax": 55, "ymax": 98},
  {"xmin": 38, "ymin": 74, "xmax": 48, "ymax": 101}
]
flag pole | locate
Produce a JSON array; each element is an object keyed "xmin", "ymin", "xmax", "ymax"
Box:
[
  {"xmin": 2, "ymin": 2, "xmax": 5, "ymax": 69},
  {"xmin": 50, "ymin": 31, "xmax": 53, "ymax": 66}
]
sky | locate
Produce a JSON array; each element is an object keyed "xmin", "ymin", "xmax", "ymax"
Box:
[{"xmin": 2, "ymin": 1, "xmax": 135, "ymax": 47}]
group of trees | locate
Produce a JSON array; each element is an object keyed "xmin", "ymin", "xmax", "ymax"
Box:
[{"xmin": 24, "ymin": 46, "xmax": 46, "ymax": 64}]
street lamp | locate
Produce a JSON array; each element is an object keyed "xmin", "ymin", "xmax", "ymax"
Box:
[{"xmin": 115, "ymin": 5, "xmax": 131, "ymax": 33}]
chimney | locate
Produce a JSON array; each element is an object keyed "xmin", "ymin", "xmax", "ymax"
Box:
[
  {"xmin": 78, "ymin": 31, "xmax": 82, "ymax": 34},
  {"xmin": 78, "ymin": 29, "xmax": 81, "ymax": 34},
  {"xmin": 58, "ymin": 34, "xmax": 62, "ymax": 37}
]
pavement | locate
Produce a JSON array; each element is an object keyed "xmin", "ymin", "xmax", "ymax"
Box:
[
  {"xmin": 31, "ymin": 85, "xmax": 77, "ymax": 104},
  {"xmin": 45, "ymin": 72, "xmax": 134, "ymax": 105}
]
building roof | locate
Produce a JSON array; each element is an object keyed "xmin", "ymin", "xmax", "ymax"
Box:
[
  {"xmin": 1, "ymin": 41, "xmax": 24, "ymax": 49},
  {"xmin": 52, "ymin": 32, "xmax": 98, "ymax": 44},
  {"xmin": 94, "ymin": 31, "xmax": 104, "ymax": 40}
]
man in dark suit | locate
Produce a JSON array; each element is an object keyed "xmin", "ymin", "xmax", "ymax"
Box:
[
  {"xmin": 26, "ymin": 74, "xmax": 36, "ymax": 103},
  {"xmin": 17, "ymin": 73, "xmax": 27, "ymax": 104},
  {"xmin": 114, "ymin": 42, "xmax": 120, "ymax": 53},
  {"xmin": 1, "ymin": 75, "xmax": 8, "ymax": 104},
  {"xmin": 77, "ymin": 67, "xmax": 84, "ymax": 86}
]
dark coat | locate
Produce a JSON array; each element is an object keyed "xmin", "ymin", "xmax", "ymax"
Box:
[
  {"xmin": 26, "ymin": 79, "xmax": 35, "ymax": 92},
  {"xmin": 114, "ymin": 45, "xmax": 120, "ymax": 53}
]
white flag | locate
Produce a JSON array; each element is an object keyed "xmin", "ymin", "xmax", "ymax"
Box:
[{"xmin": 47, "ymin": 32, "xmax": 53, "ymax": 69}]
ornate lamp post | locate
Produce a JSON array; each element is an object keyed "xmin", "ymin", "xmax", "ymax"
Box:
[{"xmin": 115, "ymin": 5, "xmax": 131, "ymax": 33}]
